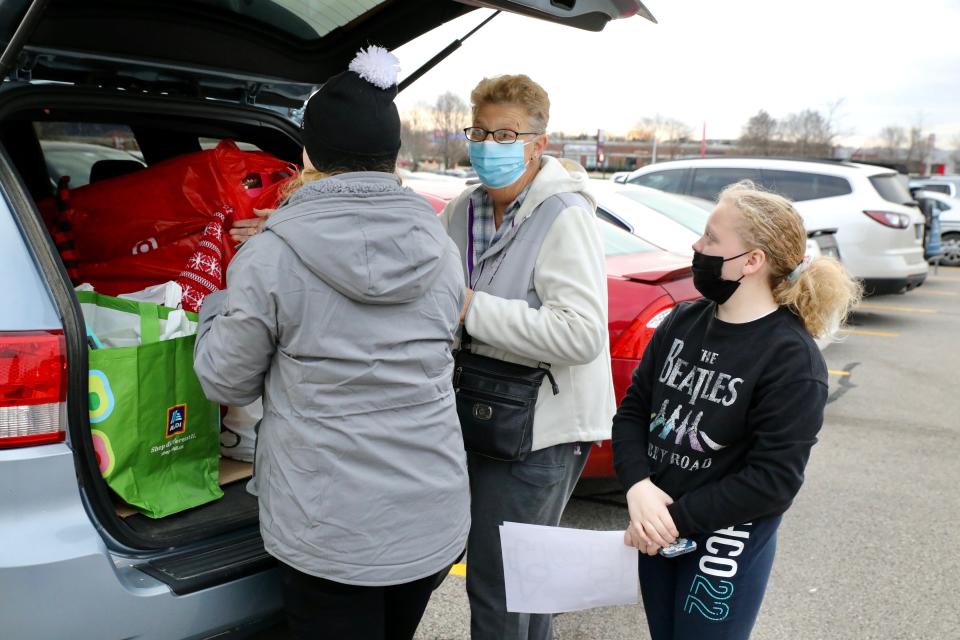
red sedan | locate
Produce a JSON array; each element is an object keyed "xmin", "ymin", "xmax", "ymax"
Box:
[{"xmin": 417, "ymin": 184, "xmax": 699, "ymax": 477}]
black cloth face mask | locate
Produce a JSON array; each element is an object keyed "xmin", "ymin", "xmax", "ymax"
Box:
[{"xmin": 691, "ymin": 250, "xmax": 750, "ymax": 305}]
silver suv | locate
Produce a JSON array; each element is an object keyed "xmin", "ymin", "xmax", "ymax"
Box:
[{"xmin": 0, "ymin": 2, "xmax": 652, "ymax": 638}]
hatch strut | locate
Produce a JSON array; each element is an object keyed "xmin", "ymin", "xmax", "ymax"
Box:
[
  {"xmin": 0, "ymin": 0, "xmax": 50, "ymax": 81},
  {"xmin": 397, "ymin": 9, "xmax": 500, "ymax": 93}
]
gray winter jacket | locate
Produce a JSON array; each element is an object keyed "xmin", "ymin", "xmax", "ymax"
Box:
[{"xmin": 194, "ymin": 172, "xmax": 470, "ymax": 585}]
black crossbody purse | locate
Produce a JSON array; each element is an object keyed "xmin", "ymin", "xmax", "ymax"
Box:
[{"xmin": 452, "ymin": 329, "xmax": 559, "ymax": 461}]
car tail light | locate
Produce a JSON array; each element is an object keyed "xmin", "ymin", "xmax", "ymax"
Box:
[
  {"xmin": 611, "ymin": 295, "xmax": 675, "ymax": 359},
  {"xmin": 863, "ymin": 210, "xmax": 910, "ymax": 229},
  {"xmin": 0, "ymin": 330, "xmax": 67, "ymax": 448}
]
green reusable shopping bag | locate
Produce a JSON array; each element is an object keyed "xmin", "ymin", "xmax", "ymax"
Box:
[{"xmin": 79, "ymin": 290, "xmax": 223, "ymax": 518}]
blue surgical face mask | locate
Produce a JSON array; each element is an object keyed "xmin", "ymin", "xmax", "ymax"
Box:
[{"xmin": 468, "ymin": 140, "xmax": 534, "ymax": 189}]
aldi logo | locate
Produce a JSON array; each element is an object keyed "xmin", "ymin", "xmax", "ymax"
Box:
[{"xmin": 166, "ymin": 404, "xmax": 187, "ymax": 438}]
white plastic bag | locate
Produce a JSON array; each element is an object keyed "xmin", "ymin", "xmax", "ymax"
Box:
[
  {"xmin": 220, "ymin": 397, "xmax": 261, "ymax": 463},
  {"xmin": 118, "ymin": 280, "xmax": 184, "ymax": 309}
]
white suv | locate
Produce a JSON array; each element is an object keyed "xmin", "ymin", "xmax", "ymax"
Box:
[
  {"xmin": 623, "ymin": 158, "xmax": 928, "ymax": 295},
  {"xmin": 909, "ymin": 176, "xmax": 960, "ymax": 198}
]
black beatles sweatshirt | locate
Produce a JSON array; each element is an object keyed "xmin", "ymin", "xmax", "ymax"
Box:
[{"xmin": 611, "ymin": 299, "xmax": 828, "ymax": 536}]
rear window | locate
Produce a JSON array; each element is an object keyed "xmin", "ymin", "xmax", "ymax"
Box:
[
  {"xmin": 200, "ymin": 138, "xmax": 262, "ymax": 152},
  {"xmin": 618, "ymin": 188, "xmax": 708, "ymax": 234},
  {"xmin": 690, "ymin": 168, "xmax": 761, "ymax": 201},
  {"xmin": 869, "ymin": 174, "xmax": 913, "ymax": 206},
  {"xmin": 629, "ymin": 169, "xmax": 689, "ymax": 194},
  {"xmin": 918, "ymin": 183, "xmax": 952, "ymax": 195},
  {"xmin": 597, "ymin": 220, "xmax": 657, "ymax": 256},
  {"xmin": 199, "ymin": 0, "xmax": 384, "ymax": 40},
  {"xmin": 760, "ymin": 170, "xmax": 852, "ymax": 202},
  {"xmin": 35, "ymin": 122, "xmax": 143, "ymax": 189}
]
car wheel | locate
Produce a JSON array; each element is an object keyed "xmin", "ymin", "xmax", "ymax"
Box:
[{"xmin": 941, "ymin": 233, "xmax": 960, "ymax": 267}]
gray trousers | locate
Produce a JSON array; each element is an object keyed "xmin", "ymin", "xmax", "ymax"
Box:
[{"xmin": 466, "ymin": 442, "xmax": 589, "ymax": 640}]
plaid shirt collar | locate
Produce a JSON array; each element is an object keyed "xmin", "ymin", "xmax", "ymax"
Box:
[{"xmin": 467, "ymin": 184, "xmax": 532, "ymax": 283}]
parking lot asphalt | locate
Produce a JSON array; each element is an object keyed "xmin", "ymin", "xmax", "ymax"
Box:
[{"xmin": 256, "ymin": 267, "xmax": 960, "ymax": 640}]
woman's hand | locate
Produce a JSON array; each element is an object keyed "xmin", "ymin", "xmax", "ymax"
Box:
[
  {"xmin": 229, "ymin": 208, "xmax": 273, "ymax": 246},
  {"xmin": 623, "ymin": 478, "xmax": 679, "ymax": 553},
  {"xmin": 460, "ymin": 288, "xmax": 474, "ymax": 325}
]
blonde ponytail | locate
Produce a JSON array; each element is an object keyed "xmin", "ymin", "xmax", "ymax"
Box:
[
  {"xmin": 774, "ymin": 255, "xmax": 862, "ymax": 338},
  {"xmin": 719, "ymin": 180, "xmax": 863, "ymax": 339}
]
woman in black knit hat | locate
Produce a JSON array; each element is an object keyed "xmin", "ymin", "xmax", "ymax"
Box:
[{"xmin": 197, "ymin": 46, "xmax": 469, "ymax": 640}]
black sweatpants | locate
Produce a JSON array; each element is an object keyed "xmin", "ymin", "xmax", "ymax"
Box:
[
  {"xmin": 637, "ymin": 515, "xmax": 782, "ymax": 640},
  {"xmin": 278, "ymin": 561, "xmax": 451, "ymax": 640}
]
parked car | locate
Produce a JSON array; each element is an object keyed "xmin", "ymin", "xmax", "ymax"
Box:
[
  {"xmin": 913, "ymin": 189, "xmax": 960, "ymax": 266},
  {"xmin": 598, "ymin": 178, "xmax": 833, "ymax": 262},
  {"xmin": 41, "ymin": 140, "xmax": 146, "ymax": 188},
  {"xmin": 623, "ymin": 158, "xmax": 927, "ymax": 295},
  {"xmin": 416, "ymin": 190, "xmax": 699, "ymax": 479},
  {"xmin": 594, "ymin": 179, "xmax": 709, "ymax": 234},
  {"xmin": 440, "ymin": 167, "xmax": 477, "ymax": 179},
  {"xmin": 909, "ymin": 175, "xmax": 960, "ymax": 198},
  {"xmin": 587, "ymin": 179, "xmax": 700, "ymax": 255},
  {"xmin": 0, "ymin": 1, "xmax": 655, "ymax": 638}
]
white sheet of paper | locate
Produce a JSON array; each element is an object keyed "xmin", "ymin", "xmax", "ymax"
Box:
[{"xmin": 499, "ymin": 522, "xmax": 639, "ymax": 614}]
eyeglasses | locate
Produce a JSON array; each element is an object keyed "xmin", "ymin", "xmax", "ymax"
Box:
[{"xmin": 463, "ymin": 127, "xmax": 542, "ymax": 144}]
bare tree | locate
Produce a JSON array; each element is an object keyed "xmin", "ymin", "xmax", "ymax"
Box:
[
  {"xmin": 779, "ymin": 109, "xmax": 833, "ymax": 158},
  {"xmin": 824, "ymin": 98, "xmax": 852, "ymax": 141},
  {"xmin": 906, "ymin": 124, "xmax": 932, "ymax": 172},
  {"xmin": 631, "ymin": 116, "xmax": 692, "ymax": 160},
  {"xmin": 400, "ymin": 104, "xmax": 435, "ymax": 170},
  {"xmin": 433, "ymin": 92, "xmax": 469, "ymax": 170},
  {"xmin": 878, "ymin": 125, "xmax": 907, "ymax": 160},
  {"xmin": 739, "ymin": 110, "xmax": 778, "ymax": 156},
  {"xmin": 626, "ymin": 121, "xmax": 656, "ymax": 141},
  {"xmin": 664, "ymin": 119, "xmax": 692, "ymax": 159}
]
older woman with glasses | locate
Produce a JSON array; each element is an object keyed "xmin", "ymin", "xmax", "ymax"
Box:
[{"xmin": 439, "ymin": 74, "xmax": 616, "ymax": 640}]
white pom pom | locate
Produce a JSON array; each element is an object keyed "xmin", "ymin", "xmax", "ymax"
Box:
[{"xmin": 348, "ymin": 45, "xmax": 400, "ymax": 90}]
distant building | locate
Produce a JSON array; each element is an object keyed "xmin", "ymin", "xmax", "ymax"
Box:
[
  {"xmin": 837, "ymin": 146, "xmax": 956, "ymax": 176},
  {"xmin": 545, "ymin": 134, "xmax": 957, "ymax": 176},
  {"xmin": 546, "ymin": 136, "xmax": 739, "ymax": 171}
]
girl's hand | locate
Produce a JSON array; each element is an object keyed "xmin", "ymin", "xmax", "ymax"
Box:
[
  {"xmin": 623, "ymin": 522, "xmax": 664, "ymax": 556},
  {"xmin": 624, "ymin": 478, "xmax": 680, "ymax": 550}
]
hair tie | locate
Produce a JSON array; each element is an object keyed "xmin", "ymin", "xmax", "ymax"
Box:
[{"xmin": 787, "ymin": 256, "xmax": 812, "ymax": 282}]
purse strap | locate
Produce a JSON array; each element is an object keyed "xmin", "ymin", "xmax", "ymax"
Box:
[{"xmin": 458, "ymin": 328, "xmax": 560, "ymax": 396}]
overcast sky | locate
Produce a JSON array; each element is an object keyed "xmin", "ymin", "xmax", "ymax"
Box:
[{"xmin": 393, "ymin": 0, "xmax": 960, "ymax": 148}]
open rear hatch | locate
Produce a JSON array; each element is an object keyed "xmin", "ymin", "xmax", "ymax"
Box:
[{"xmin": 2, "ymin": 0, "xmax": 654, "ymax": 105}]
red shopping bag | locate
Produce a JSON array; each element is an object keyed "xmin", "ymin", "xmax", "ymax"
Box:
[{"xmin": 37, "ymin": 140, "xmax": 295, "ymax": 296}]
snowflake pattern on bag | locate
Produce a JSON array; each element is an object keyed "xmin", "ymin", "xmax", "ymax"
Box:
[{"xmin": 176, "ymin": 208, "xmax": 231, "ymax": 312}]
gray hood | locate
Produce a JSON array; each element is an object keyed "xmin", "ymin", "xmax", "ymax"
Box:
[{"xmin": 265, "ymin": 172, "xmax": 448, "ymax": 305}]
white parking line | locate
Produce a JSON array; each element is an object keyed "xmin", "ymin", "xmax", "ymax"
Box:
[
  {"xmin": 839, "ymin": 328, "xmax": 899, "ymax": 337},
  {"xmin": 857, "ymin": 303, "xmax": 937, "ymax": 314}
]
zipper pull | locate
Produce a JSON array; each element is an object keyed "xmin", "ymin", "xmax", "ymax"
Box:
[
  {"xmin": 573, "ymin": 443, "xmax": 582, "ymax": 456},
  {"xmin": 453, "ymin": 366, "xmax": 463, "ymax": 389}
]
